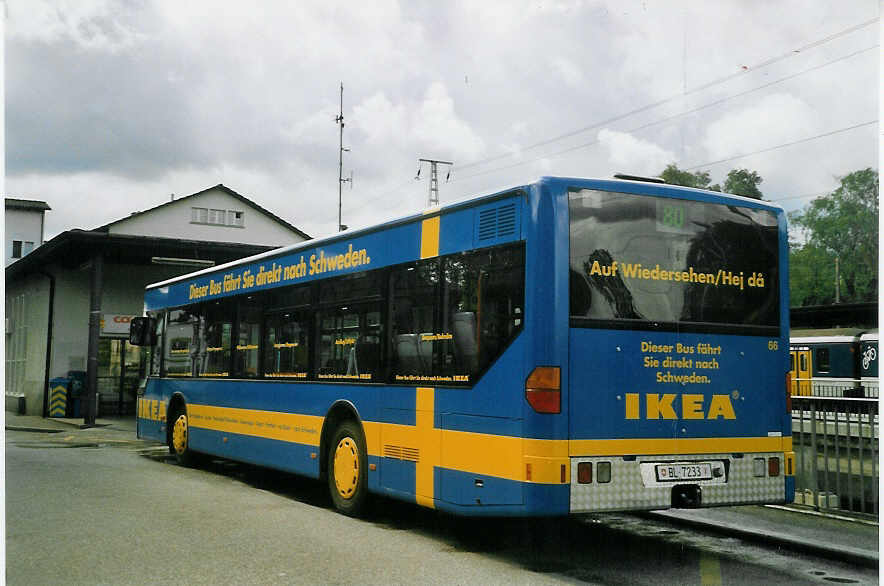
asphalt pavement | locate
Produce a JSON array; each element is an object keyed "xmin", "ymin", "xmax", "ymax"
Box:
[{"xmin": 5, "ymin": 411, "xmax": 878, "ymax": 569}]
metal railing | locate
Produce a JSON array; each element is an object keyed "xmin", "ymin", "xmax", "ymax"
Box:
[
  {"xmin": 791, "ymin": 395, "xmax": 878, "ymax": 516},
  {"xmin": 791, "ymin": 378, "xmax": 879, "ymax": 399}
]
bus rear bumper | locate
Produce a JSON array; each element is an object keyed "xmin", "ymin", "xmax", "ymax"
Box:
[{"xmin": 568, "ymin": 452, "xmax": 788, "ymax": 513}]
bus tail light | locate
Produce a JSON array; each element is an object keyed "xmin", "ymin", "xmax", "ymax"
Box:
[{"xmin": 525, "ymin": 366, "xmax": 561, "ymax": 414}]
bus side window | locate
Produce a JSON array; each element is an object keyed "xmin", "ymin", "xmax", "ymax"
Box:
[
  {"xmin": 440, "ymin": 244, "xmax": 525, "ymax": 383},
  {"xmin": 198, "ymin": 300, "xmax": 232, "ymax": 377},
  {"xmin": 235, "ymin": 299, "xmax": 262, "ymax": 378},
  {"xmin": 318, "ymin": 304, "xmax": 382, "ymax": 380},
  {"xmin": 442, "ymin": 255, "xmax": 479, "ymax": 379},
  {"xmin": 390, "ymin": 260, "xmax": 438, "ymax": 378},
  {"xmin": 317, "ymin": 271, "xmax": 385, "ymax": 382},
  {"xmin": 264, "ymin": 310, "xmax": 310, "ymax": 379},
  {"xmin": 148, "ymin": 310, "xmax": 165, "ymax": 377},
  {"xmin": 164, "ymin": 309, "xmax": 198, "ymax": 378}
]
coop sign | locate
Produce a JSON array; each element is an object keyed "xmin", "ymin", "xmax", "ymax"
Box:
[{"xmin": 101, "ymin": 314, "xmax": 138, "ymax": 336}]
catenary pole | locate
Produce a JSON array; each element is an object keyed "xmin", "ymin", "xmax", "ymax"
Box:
[{"xmin": 417, "ymin": 158, "xmax": 453, "ymax": 207}]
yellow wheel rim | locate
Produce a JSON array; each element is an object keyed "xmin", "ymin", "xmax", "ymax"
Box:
[
  {"xmin": 333, "ymin": 437, "xmax": 359, "ymax": 499},
  {"xmin": 172, "ymin": 414, "xmax": 188, "ymax": 455}
]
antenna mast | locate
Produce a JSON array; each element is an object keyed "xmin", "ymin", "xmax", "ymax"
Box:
[{"xmin": 336, "ymin": 83, "xmax": 351, "ymax": 231}]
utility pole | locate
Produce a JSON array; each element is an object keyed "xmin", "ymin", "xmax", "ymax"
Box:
[
  {"xmin": 416, "ymin": 158, "xmax": 453, "ymax": 207},
  {"xmin": 834, "ymin": 256, "xmax": 841, "ymax": 303},
  {"xmin": 336, "ymin": 83, "xmax": 351, "ymax": 231},
  {"xmin": 84, "ymin": 253, "xmax": 103, "ymax": 427}
]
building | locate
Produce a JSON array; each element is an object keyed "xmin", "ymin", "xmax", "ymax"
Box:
[
  {"xmin": 5, "ymin": 198, "xmax": 51, "ymax": 266},
  {"xmin": 5, "ymin": 184, "xmax": 309, "ymax": 417}
]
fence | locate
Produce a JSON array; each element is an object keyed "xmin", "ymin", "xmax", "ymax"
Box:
[
  {"xmin": 791, "ymin": 378, "xmax": 878, "ymax": 399},
  {"xmin": 791, "ymin": 394, "xmax": 878, "ymax": 516}
]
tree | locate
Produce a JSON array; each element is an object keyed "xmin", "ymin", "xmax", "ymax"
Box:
[
  {"xmin": 659, "ymin": 164, "xmax": 714, "ymax": 190},
  {"xmin": 789, "ymin": 243, "xmax": 836, "ymax": 306},
  {"xmin": 658, "ymin": 164, "xmax": 763, "ymax": 199},
  {"xmin": 720, "ymin": 168, "xmax": 763, "ymax": 199},
  {"xmin": 789, "ymin": 168, "xmax": 878, "ymax": 305}
]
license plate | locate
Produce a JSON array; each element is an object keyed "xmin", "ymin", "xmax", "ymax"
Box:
[{"xmin": 655, "ymin": 463, "xmax": 713, "ymax": 481}]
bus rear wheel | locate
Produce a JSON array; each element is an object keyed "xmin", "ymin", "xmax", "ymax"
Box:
[
  {"xmin": 328, "ymin": 420, "xmax": 369, "ymax": 516},
  {"xmin": 169, "ymin": 408, "xmax": 199, "ymax": 467}
]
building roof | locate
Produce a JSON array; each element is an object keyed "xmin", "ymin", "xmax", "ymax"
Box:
[
  {"xmin": 5, "ymin": 198, "xmax": 51, "ymax": 211},
  {"xmin": 93, "ymin": 184, "xmax": 310, "ymax": 240},
  {"xmin": 5, "ymin": 229, "xmax": 278, "ymax": 283}
]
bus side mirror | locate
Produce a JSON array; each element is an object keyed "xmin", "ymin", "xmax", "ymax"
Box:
[{"xmin": 129, "ymin": 317, "xmax": 156, "ymax": 346}]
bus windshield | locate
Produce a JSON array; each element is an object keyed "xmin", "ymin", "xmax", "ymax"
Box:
[{"xmin": 569, "ymin": 188, "xmax": 780, "ymax": 334}]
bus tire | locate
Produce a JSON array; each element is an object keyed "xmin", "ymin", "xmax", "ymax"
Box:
[
  {"xmin": 328, "ymin": 420, "xmax": 369, "ymax": 516},
  {"xmin": 169, "ymin": 407, "xmax": 199, "ymax": 467}
]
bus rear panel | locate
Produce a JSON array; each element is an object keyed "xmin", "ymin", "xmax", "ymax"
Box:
[{"xmin": 566, "ymin": 183, "xmax": 792, "ymax": 512}]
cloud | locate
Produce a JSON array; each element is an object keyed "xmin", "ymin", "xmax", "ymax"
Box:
[
  {"xmin": 7, "ymin": 0, "xmax": 148, "ymax": 51},
  {"xmin": 352, "ymin": 93, "xmax": 409, "ymax": 148},
  {"xmin": 353, "ymin": 82, "xmax": 485, "ymax": 163},
  {"xmin": 702, "ymin": 93, "xmax": 819, "ymax": 161},
  {"xmin": 413, "ymin": 82, "xmax": 486, "ymax": 160},
  {"xmin": 4, "ymin": 0, "xmax": 877, "ymax": 239},
  {"xmin": 551, "ymin": 57, "xmax": 585, "ymax": 87},
  {"xmin": 597, "ymin": 129, "xmax": 675, "ymax": 175}
]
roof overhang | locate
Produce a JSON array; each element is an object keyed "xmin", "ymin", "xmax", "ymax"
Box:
[
  {"xmin": 5, "ymin": 198, "xmax": 51, "ymax": 211},
  {"xmin": 5, "ymin": 230, "xmax": 278, "ymax": 282}
]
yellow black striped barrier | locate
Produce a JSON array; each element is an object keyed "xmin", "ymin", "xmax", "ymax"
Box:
[{"xmin": 49, "ymin": 380, "xmax": 68, "ymax": 418}]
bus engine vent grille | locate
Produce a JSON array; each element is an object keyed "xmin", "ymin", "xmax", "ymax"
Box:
[
  {"xmin": 475, "ymin": 202, "xmax": 519, "ymax": 245},
  {"xmin": 383, "ymin": 444, "xmax": 420, "ymax": 462}
]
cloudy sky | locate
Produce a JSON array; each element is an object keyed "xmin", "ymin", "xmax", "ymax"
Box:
[{"xmin": 5, "ymin": 1, "xmax": 879, "ymax": 241}]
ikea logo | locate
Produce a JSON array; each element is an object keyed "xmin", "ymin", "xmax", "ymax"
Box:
[
  {"xmin": 625, "ymin": 393, "xmax": 735, "ymax": 420},
  {"xmin": 138, "ymin": 398, "xmax": 166, "ymax": 422}
]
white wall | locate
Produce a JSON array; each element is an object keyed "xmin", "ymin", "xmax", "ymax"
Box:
[
  {"xmin": 5, "ymin": 260, "xmax": 210, "ymax": 415},
  {"xmin": 5, "ymin": 208, "xmax": 44, "ymax": 265},
  {"xmin": 50, "ymin": 262, "xmax": 199, "ymax": 379},
  {"xmin": 5, "ymin": 274, "xmax": 50, "ymax": 414},
  {"xmin": 107, "ymin": 188, "xmax": 305, "ymax": 247}
]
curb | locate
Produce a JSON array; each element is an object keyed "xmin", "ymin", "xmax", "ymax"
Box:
[
  {"xmin": 5, "ymin": 426, "xmax": 65, "ymax": 434},
  {"xmin": 765, "ymin": 503, "xmax": 878, "ymax": 527},
  {"xmin": 7, "ymin": 420, "xmax": 115, "ymax": 433},
  {"xmin": 49, "ymin": 419, "xmax": 112, "ymax": 429},
  {"xmin": 645, "ymin": 510, "xmax": 878, "ymax": 568}
]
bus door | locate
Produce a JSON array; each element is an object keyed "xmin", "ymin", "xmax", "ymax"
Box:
[{"xmin": 790, "ymin": 348, "xmax": 811, "ymax": 396}]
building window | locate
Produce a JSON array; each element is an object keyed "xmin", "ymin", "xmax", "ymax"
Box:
[
  {"xmin": 11, "ymin": 241, "xmax": 22, "ymax": 258},
  {"xmin": 191, "ymin": 207, "xmax": 208, "ymax": 223},
  {"xmin": 192, "ymin": 207, "xmax": 239, "ymax": 227},
  {"xmin": 23, "ymin": 242, "xmax": 34, "ymax": 255},
  {"xmin": 228, "ymin": 210, "xmax": 244, "ymax": 227},
  {"xmin": 208, "ymin": 209, "xmax": 226, "ymax": 225}
]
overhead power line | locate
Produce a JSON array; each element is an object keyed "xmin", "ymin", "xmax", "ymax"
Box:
[
  {"xmin": 309, "ymin": 18, "xmax": 878, "ymax": 231},
  {"xmin": 314, "ymin": 118, "xmax": 875, "ymax": 231},
  {"xmin": 449, "ymin": 45, "xmax": 877, "ymax": 184},
  {"xmin": 769, "ymin": 191, "xmax": 828, "ymax": 204},
  {"xmin": 455, "ymin": 17, "xmax": 878, "ymax": 173},
  {"xmin": 683, "ymin": 120, "xmax": 877, "ymax": 171}
]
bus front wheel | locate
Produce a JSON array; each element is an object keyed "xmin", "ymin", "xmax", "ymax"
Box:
[
  {"xmin": 327, "ymin": 420, "xmax": 369, "ymax": 516},
  {"xmin": 170, "ymin": 408, "xmax": 199, "ymax": 467}
]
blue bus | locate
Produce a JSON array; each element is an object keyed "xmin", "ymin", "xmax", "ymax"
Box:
[{"xmin": 131, "ymin": 176, "xmax": 794, "ymax": 516}]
